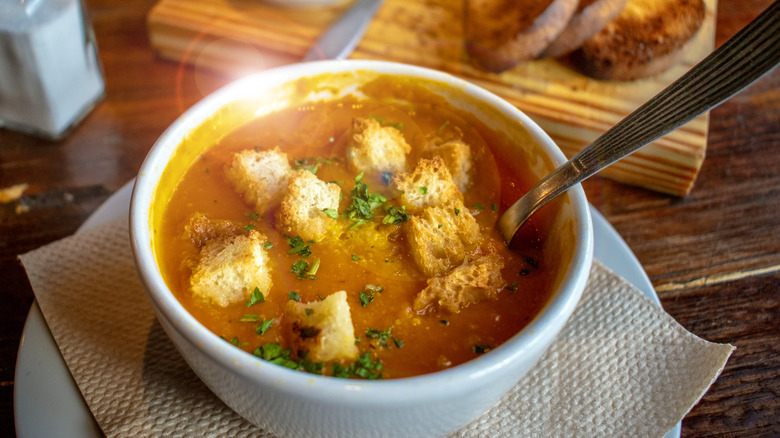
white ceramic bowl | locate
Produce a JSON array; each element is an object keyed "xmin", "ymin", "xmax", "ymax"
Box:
[{"xmin": 130, "ymin": 60, "xmax": 593, "ymax": 438}]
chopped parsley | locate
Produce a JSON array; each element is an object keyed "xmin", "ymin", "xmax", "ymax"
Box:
[
  {"xmin": 345, "ymin": 172, "xmax": 387, "ymax": 229},
  {"xmin": 305, "ymin": 308, "xmax": 315, "ymax": 316},
  {"xmin": 246, "ymin": 212, "xmax": 260, "ymax": 220},
  {"xmin": 291, "ymin": 258, "xmax": 317, "ymax": 280},
  {"xmin": 239, "ymin": 314, "xmax": 260, "ymax": 323},
  {"xmin": 382, "ymin": 205, "xmax": 410, "ymax": 225},
  {"xmin": 438, "ymin": 120, "xmax": 449, "ymax": 132},
  {"xmin": 454, "ymin": 207, "xmax": 460, "ymax": 216},
  {"xmin": 332, "ymin": 352, "xmax": 383, "ymax": 380},
  {"xmin": 288, "ymin": 291, "xmax": 302, "ymax": 301},
  {"xmin": 226, "ymin": 336, "xmax": 247, "ymax": 347},
  {"xmin": 256, "ymin": 318, "xmax": 274, "ymax": 335},
  {"xmin": 366, "ymin": 326, "xmax": 399, "ymax": 349},
  {"xmin": 358, "ymin": 284, "xmax": 384, "ymax": 307},
  {"xmin": 246, "ymin": 287, "xmax": 266, "ymax": 307},
  {"xmin": 253, "ymin": 343, "xmax": 325, "ymax": 375},
  {"xmin": 286, "ymin": 235, "xmax": 312, "ymax": 257},
  {"xmin": 306, "ymin": 258, "xmax": 321, "ymax": 276},
  {"xmin": 351, "ymin": 254, "xmax": 361, "ymax": 261},
  {"xmin": 491, "ymin": 203, "xmax": 498, "ymax": 212},
  {"xmin": 419, "ymin": 186, "xmax": 428, "ymax": 194},
  {"xmin": 322, "ymin": 208, "xmax": 338, "ymax": 220},
  {"xmin": 244, "ymin": 223, "xmax": 255, "ymax": 231},
  {"xmin": 472, "ymin": 203, "xmax": 484, "ymax": 210},
  {"xmin": 263, "ymin": 241, "xmax": 273, "ymax": 249}
]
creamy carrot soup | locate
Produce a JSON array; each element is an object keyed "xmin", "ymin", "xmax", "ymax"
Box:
[{"xmin": 154, "ymin": 77, "xmax": 556, "ymax": 379}]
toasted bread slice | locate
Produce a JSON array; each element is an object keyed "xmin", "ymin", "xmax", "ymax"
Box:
[
  {"xmin": 465, "ymin": 0, "xmax": 579, "ymax": 72},
  {"xmin": 541, "ymin": 0, "xmax": 630, "ymax": 58},
  {"xmin": 571, "ymin": 0, "xmax": 705, "ymax": 80}
]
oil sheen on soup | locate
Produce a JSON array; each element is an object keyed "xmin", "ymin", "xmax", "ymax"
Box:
[{"xmin": 155, "ymin": 85, "xmax": 555, "ymax": 379}]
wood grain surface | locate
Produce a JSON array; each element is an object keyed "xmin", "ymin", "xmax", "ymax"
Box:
[
  {"xmin": 146, "ymin": 0, "xmax": 718, "ymax": 196},
  {"xmin": 1, "ymin": 0, "xmax": 778, "ymax": 436}
]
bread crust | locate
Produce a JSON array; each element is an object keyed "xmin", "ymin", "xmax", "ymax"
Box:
[
  {"xmin": 572, "ymin": 0, "xmax": 706, "ymax": 80},
  {"xmin": 541, "ymin": 0, "xmax": 630, "ymax": 58},
  {"xmin": 465, "ymin": 0, "xmax": 579, "ymax": 72}
]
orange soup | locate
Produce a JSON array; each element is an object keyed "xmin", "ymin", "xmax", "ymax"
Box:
[{"xmin": 155, "ymin": 79, "xmax": 556, "ymax": 379}]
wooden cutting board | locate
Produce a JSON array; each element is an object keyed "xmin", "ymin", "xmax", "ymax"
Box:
[{"xmin": 147, "ymin": 0, "xmax": 717, "ymax": 196}]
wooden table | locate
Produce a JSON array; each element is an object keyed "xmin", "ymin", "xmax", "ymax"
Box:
[{"xmin": 1, "ymin": 0, "xmax": 777, "ymax": 435}]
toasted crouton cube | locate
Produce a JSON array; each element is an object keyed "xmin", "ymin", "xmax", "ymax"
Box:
[
  {"xmin": 184, "ymin": 212, "xmax": 243, "ymax": 248},
  {"xmin": 393, "ymin": 156, "xmax": 463, "ymax": 209},
  {"xmin": 406, "ymin": 200, "xmax": 482, "ymax": 277},
  {"xmin": 284, "ymin": 291, "xmax": 358, "ymax": 362},
  {"xmin": 190, "ymin": 230, "xmax": 272, "ymax": 307},
  {"xmin": 414, "ymin": 253, "xmax": 505, "ymax": 313},
  {"xmin": 225, "ymin": 146, "xmax": 292, "ymax": 214},
  {"xmin": 347, "ymin": 117, "xmax": 411, "ymax": 174},
  {"xmin": 422, "ymin": 139, "xmax": 472, "ymax": 192},
  {"xmin": 276, "ymin": 169, "xmax": 341, "ymax": 242}
]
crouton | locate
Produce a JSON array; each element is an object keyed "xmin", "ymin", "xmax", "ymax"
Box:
[
  {"xmin": 406, "ymin": 200, "xmax": 482, "ymax": 277},
  {"xmin": 422, "ymin": 139, "xmax": 473, "ymax": 192},
  {"xmin": 540, "ymin": 0, "xmax": 631, "ymax": 58},
  {"xmin": 393, "ymin": 156, "xmax": 463, "ymax": 209},
  {"xmin": 347, "ymin": 117, "xmax": 411, "ymax": 175},
  {"xmin": 184, "ymin": 212, "xmax": 243, "ymax": 248},
  {"xmin": 465, "ymin": 0, "xmax": 579, "ymax": 72},
  {"xmin": 225, "ymin": 146, "xmax": 292, "ymax": 214},
  {"xmin": 284, "ymin": 291, "xmax": 358, "ymax": 362},
  {"xmin": 572, "ymin": 0, "xmax": 706, "ymax": 80},
  {"xmin": 276, "ymin": 169, "xmax": 341, "ymax": 242},
  {"xmin": 190, "ymin": 230, "xmax": 272, "ymax": 307},
  {"xmin": 414, "ymin": 252, "xmax": 505, "ymax": 313}
]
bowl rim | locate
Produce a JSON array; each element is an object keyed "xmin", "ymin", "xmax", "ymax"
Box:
[{"xmin": 129, "ymin": 59, "xmax": 593, "ymax": 405}]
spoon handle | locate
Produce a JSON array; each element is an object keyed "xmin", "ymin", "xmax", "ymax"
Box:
[{"xmin": 499, "ymin": 1, "xmax": 780, "ymax": 243}]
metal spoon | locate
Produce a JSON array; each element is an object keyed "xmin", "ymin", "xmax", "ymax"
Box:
[
  {"xmin": 498, "ymin": 1, "xmax": 780, "ymax": 244},
  {"xmin": 302, "ymin": 0, "xmax": 384, "ymax": 62}
]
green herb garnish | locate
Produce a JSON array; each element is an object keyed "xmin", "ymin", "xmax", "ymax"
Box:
[
  {"xmin": 366, "ymin": 326, "xmax": 395, "ymax": 349},
  {"xmin": 332, "ymin": 352, "xmax": 383, "ymax": 380},
  {"xmin": 345, "ymin": 172, "xmax": 386, "ymax": 229},
  {"xmin": 358, "ymin": 284, "xmax": 383, "ymax": 307},
  {"xmin": 382, "ymin": 205, "xmax": 410, "ymax": 225},
  {"xmin": 322, "ymin": 208, "xmax": 338, "ymax": 220},
  {"xmin": 246, "ymin": 287, "xmax": 266, "ymax": 307},
  {"xmin": 288, "ymin": 291, "xmax": 302, "ymax": 301},
  {"xmin": 239, "ymin": 314, "xmax": 260, "ymax": 323},
  {"xmin": 256, "ymin": 318, "xmax": 274, "ymax": 335},
  {"xmin": 286, "ymin": 235, "xmax": 312, "ymax": 257}
]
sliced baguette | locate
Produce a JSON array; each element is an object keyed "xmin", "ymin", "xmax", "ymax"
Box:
[
  {"xmin": 571, "ymin": 0, "xmax": 706, "ymax": 80},
  {"xmin": 541, "ymin": 0, "xmax": 630, "ymax": 58},
  {"xmin": 465, "ymin": 0, "xmax": 579, "ymax": 72}
]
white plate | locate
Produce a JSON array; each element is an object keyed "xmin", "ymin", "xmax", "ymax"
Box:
[{"xmin": 13, "ymin": 179, "xmax": 681, "ymax": 438}]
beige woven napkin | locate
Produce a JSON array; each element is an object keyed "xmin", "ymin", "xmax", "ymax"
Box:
[{"xmin": 19, "ymin": 216, "xmax": 734, "ymax": 437}]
